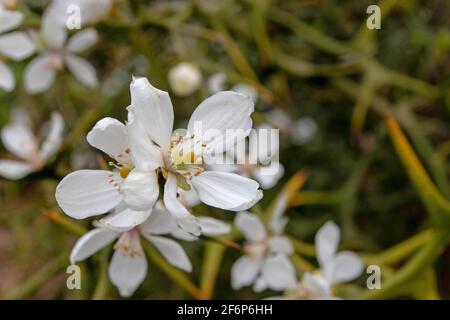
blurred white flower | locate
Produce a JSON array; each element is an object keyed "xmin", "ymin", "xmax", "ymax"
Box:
[
  {"xmin": 47, "ymin": 0, "xmax": 112, "ymax": 27},
  {"xmin": 24, "ymin": 11, "xmax": 98, "ymax": 93},
  {"xmin": 0, "ymin": 110, "xmax": 64, "ymax": 179},
  {"xmin": 267, "ymin": 221, "xmax": 364, "ymax": 300},
  {"xmin": 70, "ymin": 208, "xmax": 192, "ymax": 298},
  {"xmin": 207, "ymin": 72, "xmax": 258, "ymax": 103},
  {"xmin": 125, "ymin": 77, "xmax": 262, "ymax": 235},
  {"xmin": 55, "ymin": 117, "xmax": 159, "ymax": 231},
  {"xmin": 267, "ymin": 109, "xmax": 317, "ymax": 146},
  {"xmin": 168, "ymin": 62, "xmax": 202, "ymax": 97},
  {"xmin": 231, "ymin": 211, "xmax": 295, "ymax": 292},
  {"xmin": 0, "ymin": 4, "xmax": 35, "ymax": 91}
]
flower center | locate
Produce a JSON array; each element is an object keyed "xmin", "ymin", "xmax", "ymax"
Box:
[
  {"xmin": 168, "ymin": 134, "xmax": 206, "ymax": 179},
  {"xmin": 244, "ymin": 240, "xmax": 268, "ymax": 260},
  {"xmin": 114, "ymin": 230, "xmax": 143, "ymax": 257}
]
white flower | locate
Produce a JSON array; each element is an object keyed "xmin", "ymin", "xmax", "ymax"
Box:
[
  {"xmin": 125, "ymin": 77, "xmax": 263, "ymax": 234},
  {"xmin": 0, "ymin": 4, "xmax": 35, "ymax": 91},
  {"xmin": 267, "ymin": 221, "xmax": 364, "ymax": 300},
  {"xmin": 47, "ymin": 0, "xmax": 112, "ymax": 27},
  {"xmin": 267, "ymin": 109, "xmax": 317, "ymax": 146},
  {"xmin": 55, "ymin": 117, "xmax": 159, "ymax": 231},
  {"xmin": 24, "ymin": 11, "xmax": 98, "ymax": 93},
  {"xmin": 168, "ymin": 62, "xmax": 202, "ymax": 97},
  {"xmin": 0, "ymin": 109, "xmax": 64, "ymax": 180},
  {"xmin": 70, "ymin": 208, "xmax": 193, "ymax": 297},
  {"xmin": 231, "ymin": 211, "xmax": 294, "ymax": 292}
]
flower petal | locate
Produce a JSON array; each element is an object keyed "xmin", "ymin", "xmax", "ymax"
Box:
[
  {"xmin": 0, "ymin": 32, "xmax": 35, "ymax": 61},
  {"xmin": 122, "ymin": 169, "xmax": 159, "ymax": 211},
  {"xmin": 1, "ymin": 121, "xmax": 38, "ymax": 160},
  {"xmin": 70, "ymin": 228, "xmax": 119, "ymax": 264},
  {"xmin": 140, "ymin": 207, "xmax": 176, "ymax": 236},
  {"xmin": 0, "ymin": 9, "xmax": 23, "ymax": 33},
  {"xmin": 55, "ymin": 169, "xmax": 122, "ymax": 219},
  {"xmin": 231, "ymin": 255, "xmax": 261, "ymax": 290},
  {"xmin": 67, "ymin": 28, "xmax": 98, "ymax": 53},
  {"xmin": 163, "ymin": 173, "xmax": 191, "ymax": 219},
  {"xmin": 41, "ymin": 11, "xmax": 67, "ymax": 48},
  {"xmin": 197, "ymin": 217, "xmax": 231, "ymax": 236},
  {"xmin": 86, "ymin": 117, "xmax": 129, "ymax": 162},
  {"xmin": 145, "ymin": 235, "xmax": 192, "ymax": 272},
  {"xmin": 109, "ymin": 248, "xmax": 147, "ymax": 298},
  {"xmin": 191, "ymin": 171, "xmax": 262, "ymax": 211},
  {"xmin": 129, "ymin": 77, "xmax": 174, "ymax": 148},
  {"xmin": 234, "ymin": 211, "xmax": 266, "ymax": 243},
  {"xmin": 97, "ymin": 207, "xmax": 152, "ymax": 232},
  {"xmin": 187, "ymin": 91, "xmax": 254, "ymax": 154},
  {"xmin": 65, "ymin": 54, "xmax": 98, "ymax": 88},
  {"xmin": 315, "ymin": 221, "xmax": 340, "ymax": 270},
  {"xmin": 269, "ymin": 236, "xmax": 293, "ymax": 255},
  {"xmin": 39, "ymin": 112, "xmax": 64, "ymax": 159},
  {"xmin": 24, "ymin": 54, "xmax": 56, "ymax": 94},
  {"xmin": 328, "ymin": 251, "xmax": 364, "ymax": 285},
  {"xmin": 253, "ymin": 163, "xmax": 284, "ymax": 190},
  {"xmin": 261, "ymin": 254, "xmax": 297, "ymax": 291},
  {"xmin": 0, "ymin": 160, "xmax": 34, "ymax": 180},
  {"xmin": 302, "ymin": 272, "xmax": 333, "ymax": 299},
  {"xmin": 0, "ymin": 60, "xmax": 14, "ymax": 91}
]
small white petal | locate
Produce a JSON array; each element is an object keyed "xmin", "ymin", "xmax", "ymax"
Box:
[
  {"xmin": 261, "ymin": 254, "xmax": 297, "ymax": 291},
  {"xmin": 328, "ymin": 251, "xmax": 364, "ymax": 285},
  {"xmin": 269, "ymin": 236, "xmax": 294, "ymax": 255},
  {"xmin": 129, "ymin": 77, "xmax": 174, "ymax": 148},
  {"xmin": 0, "ymin": 9, "xmax": 23, "ymax": 33},
  {"xmin": 1, "ymin": 122, "xmax": 38, "ymax": 160},
  {"xmin": 234, "ymin": 211, "xmax": 266, "ymax": 243},
  {"xmin": 140, "ymin": 207, "xmax": 176, "ymax": 236},
  {"xmin": 177, "ymin": 188, "xmax": 201, "ymax": 208},
  {"xmin": 70, "ymin": 228, "xmax": 119, "ymax": 264},
  {"xmin": 191, "ymin": 171, "xmax": 262, "ymax": 211},
  {"xmin": 67, "ymin": 28, "xmax": 98, "ymax": 53},
  {"xmin": 65, "ymin": 54, "xmax": 98, "ymax": 88},
  {"xmin": 98, "ymin": 207, "xmax": 152, "ymax": 233},
  {"xmin": 145, "ymin": 235, "xmax": 192, "ymax": 272},
  {"xmin": 197, "ymin": 217, "xmax": 231, "ymax": 236},
  {"xmin": 39, "ymin": 112, "xmax": 64, "ymax": 160},
  {"xmin": 316, "ymin": 221, "xmax": 340, "ymax": 270},
  {"xmin": 24, "ymin": 54, "xmax": 56, "ymax": 94},
  {"xmin": 207, "ymin": 72, "xmax": 226, "ymax": 93},
  {"xmin": 268, "ymin": 192, "xmax": 289, "ymax": 235},
  {"xmin": 41, "ymin": 11, "xmax": 67, "ymax": 48},
  {"xmin": 163, "ymin": 173, "xmax": 192, "ymax": 219},
  {"xmin": 55, "ymin": 170, "xmax": 122, "ymax": 219},
  {"xmin": 86, "ymin": 117, "xmax": 129, "ymax": 161},
  {"xmin": 0, "ymin": 61, "xmax": 14, "ymax": 91},
  {"xmin": 231, "ymin": 255, "xmax": 261, "ymax": 290},
  {"xmin": 0, "ymin": 160, "xmax": 34, "ymax": 180},
  {"xmin": 109, "ymin": 248, "xmax": 147, "ymax": 298},
  {"xmin": 0, "ymin": 32, "xmax": 35, "ymax": 61},
  {"xmin": 253, "ymin": 163, "xmax": 284, "ymax": 190},
  {"xmin": 122, "ymin": 169, "xmax": 159, "ymax": 211}
]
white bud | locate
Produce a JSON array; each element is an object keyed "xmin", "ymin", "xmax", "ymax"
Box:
[{"xmin": 168, "ymin": 62, "xmax": 202, "ymax": 97}]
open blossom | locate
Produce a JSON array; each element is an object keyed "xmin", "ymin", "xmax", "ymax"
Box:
[
  {"xmin": 168, "ymin": 62, "xmax": 202, "ymax": 97},
  {"xmin": 231, "ymin": 211, "xmax": 295, "ymax": 292},
  {"xmin": 55, "ymin": 117, "xmax": 159, "ymax": 230},
  {"xmin": 124, "ymin": 77, "xmax": 263, "ymax": 233},
  {"xmin": 24, "ymin": 11, "xmax": 98, "ymax": 93},
  {"xmin": 0, "ymin": 3, "xmax": 35, "ymax": 91},
  {"xmin": 47, "ymin": 0, "xmax": 112, "ymax": 27},
  {"xmin": 0, "ymin": 109, "xmax": 64, "ymax": 180},
  {"xmin": 268, "ymin": 221, "xmax": 364, "ymax": 300}
]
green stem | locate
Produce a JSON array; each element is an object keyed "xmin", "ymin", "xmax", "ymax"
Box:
[{"xmin": 199, "ymin": 242, "xmax": 226, "ymax": 299}]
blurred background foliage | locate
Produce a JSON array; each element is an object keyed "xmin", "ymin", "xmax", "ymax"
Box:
[{"xmin": 0, "ymin": 0, "xmax": 449, "ymax": 299}]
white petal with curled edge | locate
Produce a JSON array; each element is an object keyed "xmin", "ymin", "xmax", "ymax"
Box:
[
  {"xmin": 0, "ymin": 32, "xmax": 35, "ymax": 61},
  {"xmin": 197, "ymin": 217, "xmax": 231, "ymax": 236},
  {"xmin": 1, "ymin": 122, "xmax": 37, "ymax": 161},
  {"xmin": 86, "ymin": 117, "xmax": 129, "ymax": 162},
  {"xmin": 163, "ymin": 173, "xmax": 192, "ymax": 219},
  {"xmin": 187, "ymin": 91, "xmax": 254, "ymax": 154},
  {"xmin": 98, "ymin": 208, "xmax": 152, "ymax": 233},
  {"xmin": 315, "ymin": 221, "xmax": 340, "ymax": 270},
  {"xmin": 0, "ymin": 9, "xmax": 23, "ymax": 33},
  {"xmin": 109, "ymin": 249, "xmax": 147, "ymax": 298},
  {"xmin": 261, "ymin": 254, "xmax": 297, "ymax": 291},
  {"xmin": 269, "ymin": 236, "xmax": 294, "ymax": 255},
  {"xmin": 129, "ymin": 77, "xmax": 174, "ymax": 148},
  {"xmin": 70, "ymin": 228, "xmax": 119, "ymax": 264},
  {"xmin": 55, "ymin": 170, "xmax": 122, "ymax": 219},
  {"xmin": 24, "ymin": 54, "xmax": 56, "ymax": 94},
  {"xmin": 39, "ymin": 112, "xmax": 64, "ymax": 160},
  {"xmin": 234, "ymin": 211, "xmax": 266, "ymax": 243},
  {"xmin": 191, "ymin": 171, "xmax": 262, "ymax": 211},
  {"xmin": 231, "ymin": 255, "xmax": 261, "ymax": 290},
  {"xmin": 65, "ymin": 54, "xmax": 98, "ymax": 88},
  {"xmin": 140, "ymin": 208, "xmax": 176, "ymax": 236},
  {"xmin": 145, "ymin": 235, "xmax": 192, "ymax": 272},
  {"xmin": 67, "ymin": 28, "xmax": 98, "ymax": 53},
  {"xmin": 122, "ymin": 169, "xmax": 159, "ymax": 211},
  {"xmin": 0, "ymin": 61, "xmax": 14, "ymax": 91},
  {"xmin": 327, "ymin": 251, "xmax": 364, "ymax": 285},
  {"xmin": 0, "ymin": 160, "xmax": 34, "ymax": 180}
]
